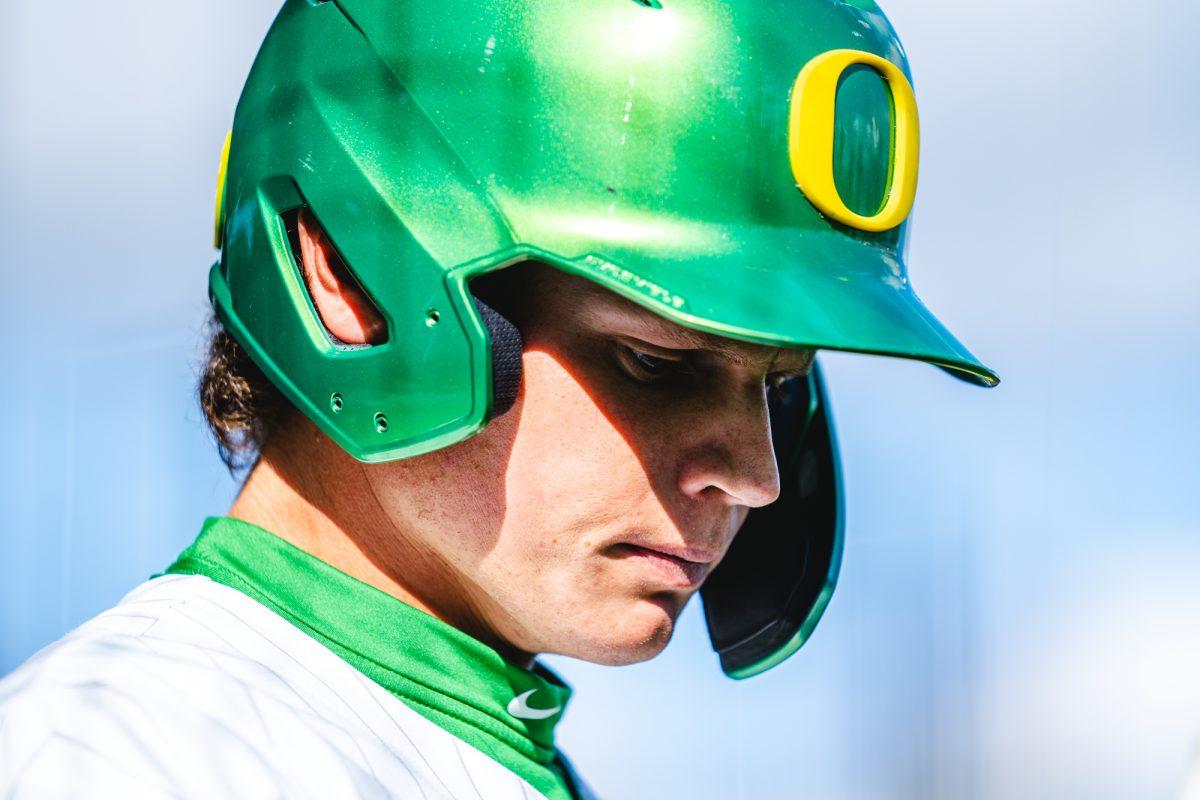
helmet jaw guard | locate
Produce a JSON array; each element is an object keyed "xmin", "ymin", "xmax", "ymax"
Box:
[{"xmin": 700, "ymin": 361, "xmax": 843, "ymax": 679}]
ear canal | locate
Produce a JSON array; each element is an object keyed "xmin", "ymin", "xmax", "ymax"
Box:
[{"xmin": 471, "ymin": 293, "xmax": 524, "ymax": 417}]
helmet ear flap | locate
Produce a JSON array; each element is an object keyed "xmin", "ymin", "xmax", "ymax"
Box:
[
  {"xmin": 700, "ymin": 359, "xmax": 844, "ymax": 679},
  {"xmin": 470, "ymin": 292, "xmax": 524, "ymax": 418}
]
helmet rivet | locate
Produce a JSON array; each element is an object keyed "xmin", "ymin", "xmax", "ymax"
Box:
[
  {"xmin": 425, "ymin": 309, "xmax": 441, "ymax": 327},
  {"xmin": 330, "ymin": 393, "xmax": 344, "ymax": 413},
  {"xmin": 374, "ymin": 413, "xmax": 389, "ymax": 434}
]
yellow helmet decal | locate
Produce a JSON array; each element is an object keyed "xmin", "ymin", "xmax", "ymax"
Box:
[
  {"xmin": 789, "ymin": 49, "xmax": 920, "ymax": 233},
  {"xmin": 213, "ymin": 130, "xmax": 232, "ymax": 249}
]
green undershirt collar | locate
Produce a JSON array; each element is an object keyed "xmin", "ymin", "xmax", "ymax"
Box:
[{"xmin": 162, "ymin": 516, "xmax": 577, "ymax": 800}]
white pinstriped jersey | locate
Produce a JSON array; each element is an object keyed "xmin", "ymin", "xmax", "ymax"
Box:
[{"xmin": 0, "ymin": 574, "xmax": 593, "ymax": 799}]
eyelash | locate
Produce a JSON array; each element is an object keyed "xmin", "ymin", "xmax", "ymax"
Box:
[
  {"xmin": 621, "ymin": 345, "xmax": 797, "ymax": 391},
  {"xmin": 622, "ymin": 347, "xmax": 686, "ymax": 381}
]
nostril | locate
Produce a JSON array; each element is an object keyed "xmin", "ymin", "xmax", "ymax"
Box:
[{"xmin": 677, "ymin": 441, "xmax": 781, "ymax": 509}]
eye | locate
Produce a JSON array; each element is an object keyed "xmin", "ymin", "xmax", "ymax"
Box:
[{"xmin": 620, "ymin": 345, "xmax": 686, "ymax": 381}]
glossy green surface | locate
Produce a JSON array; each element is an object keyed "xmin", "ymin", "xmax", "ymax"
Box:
[{"xmin": 212, "ymin": 0, "xmax": 997, "ymax": 463}]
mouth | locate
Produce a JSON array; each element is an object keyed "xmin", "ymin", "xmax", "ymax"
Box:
[{"xmin": 608, "ymin": 542, "xmax": 712, "ymax": 588}]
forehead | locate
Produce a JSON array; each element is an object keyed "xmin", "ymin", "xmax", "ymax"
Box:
[{"xmin": 546, "ymin": 265, "xmax": 814, "ymax": 373}]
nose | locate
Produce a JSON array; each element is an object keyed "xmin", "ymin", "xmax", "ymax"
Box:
[{"xmin": 676, "ymin": 383, "xmax": 782, "ymax": 509}]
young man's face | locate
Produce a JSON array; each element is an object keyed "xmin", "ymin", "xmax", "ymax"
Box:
[{"xmin": 356, "ymin": 261, "xmax": 814, "ymax": 666}]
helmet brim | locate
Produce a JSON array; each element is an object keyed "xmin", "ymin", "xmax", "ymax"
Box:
[{"xmin": 458, "ymin": 214, "xmax": 999, "ymax": 389}]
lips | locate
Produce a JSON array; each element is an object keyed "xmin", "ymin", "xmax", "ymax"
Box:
[
  {"xmin": 611, "ymin": 543, "xmax": 712, "ymax": 588},
  {"xmin": 624, "ymin": 540, "xmax": 720, "ymax": 565}
]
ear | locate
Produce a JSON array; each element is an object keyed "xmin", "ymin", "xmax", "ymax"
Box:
[{"xmin": 296, "ymin": 208, "xmax": 386, "ymax": 345}]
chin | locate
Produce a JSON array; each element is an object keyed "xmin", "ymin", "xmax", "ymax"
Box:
[{"xmin": 556, "ymin": 594, "xmax": 680, "ymax": 666}]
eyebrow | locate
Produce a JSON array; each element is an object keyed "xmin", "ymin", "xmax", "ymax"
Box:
[{"xmin": 583, "ymin": 296, "xmax": 815, "ymax": 376}]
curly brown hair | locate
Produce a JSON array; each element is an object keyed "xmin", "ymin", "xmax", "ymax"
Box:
[{"xmin": 197, "ymin": 315, "xmax": 290, "ymax": 477}]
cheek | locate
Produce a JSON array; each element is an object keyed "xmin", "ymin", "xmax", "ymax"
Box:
[
  {"xmin": 369, "ymin": 351, "xmax": 652, "ymax": 570},
  {"xmin": 478, "ymin": 351, "xmax": 674, "ymax": 617},
  {"xmin": 501, "ymin": 350, "xmax": 651, "ymax": 530},
  {"xmin": 358, "ymin": 405, "xmax": 520, "ymax": 571}
]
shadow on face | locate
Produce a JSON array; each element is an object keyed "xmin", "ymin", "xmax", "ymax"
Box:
[
  {"xmin": 268, "ymin": 255, "xmax": 813, "ymax": 665},
  {"xmin": 411, "ymin": 260, "xmax": 816, "ymax": 661},
  {"xmin": 483, "ymin": 258, "xmax": 813, "ymax": 529}
]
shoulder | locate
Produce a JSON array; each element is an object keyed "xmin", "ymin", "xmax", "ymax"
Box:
[
  {"xmin": 0, "ymin": 575, "xmax": 384, "ymax": 796},
  {"xmin": 0, "ymin": 573, "xmax": 350, "ymax": 735},
  {"xmin": 0, "ymin": 574, "xmax": 521, "ymax": 799}
]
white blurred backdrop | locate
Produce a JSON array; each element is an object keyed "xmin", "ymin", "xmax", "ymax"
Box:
[{"xmin": 2, "ymin": 1, "xmax": 1198, "ymax": 798}]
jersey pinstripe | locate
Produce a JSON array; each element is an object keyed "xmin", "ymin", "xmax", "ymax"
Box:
[{"xmin": 0, "ymin": 574, "xmax": 595, "ymax": 799}]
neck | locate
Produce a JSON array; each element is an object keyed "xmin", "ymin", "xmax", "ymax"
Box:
[{"xmin": 228, "ymin": 416, "xmax": 538, "ymax": 670}]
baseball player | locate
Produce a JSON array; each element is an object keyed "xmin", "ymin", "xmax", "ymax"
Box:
[{"xmin": 0, "ymin": 0, "xmax": 998, "ymax": 797}]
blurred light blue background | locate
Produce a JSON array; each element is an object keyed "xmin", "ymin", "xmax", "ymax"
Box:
[{"xmin": 2, "ymin": 1, "xmax": 1198, "ymax": 798}]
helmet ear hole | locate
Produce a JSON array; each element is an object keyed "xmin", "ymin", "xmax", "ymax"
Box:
[{"xmin": 280, "ymin": 207, "xmax": 389, "ymax": 350}]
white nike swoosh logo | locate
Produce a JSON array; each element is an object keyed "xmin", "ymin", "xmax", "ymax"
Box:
[{"xmin": 507, "ymin": 689, "xmax": 561, "ymax": 721}]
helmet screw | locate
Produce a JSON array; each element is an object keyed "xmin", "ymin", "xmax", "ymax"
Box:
[
  {"xmin": 374, "ymin": 413, "xmax": 389, "ymax": 434},
  {"xmin": 330, "ymin": 393, "xmax": 344, "ymax": 413},
  {"xmin": 425, "ymin": 309, "xmax": 440, "ymax": 327}
]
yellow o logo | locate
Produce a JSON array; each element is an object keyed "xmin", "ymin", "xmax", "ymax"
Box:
[{"xmin": 788, "ymin": 49, "xmax": 920, "ymax": 233}]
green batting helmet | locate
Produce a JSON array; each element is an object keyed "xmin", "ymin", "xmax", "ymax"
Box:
[{"xmin": 210, "ymin": 0, "xmax": 998, "ymax": 679}]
